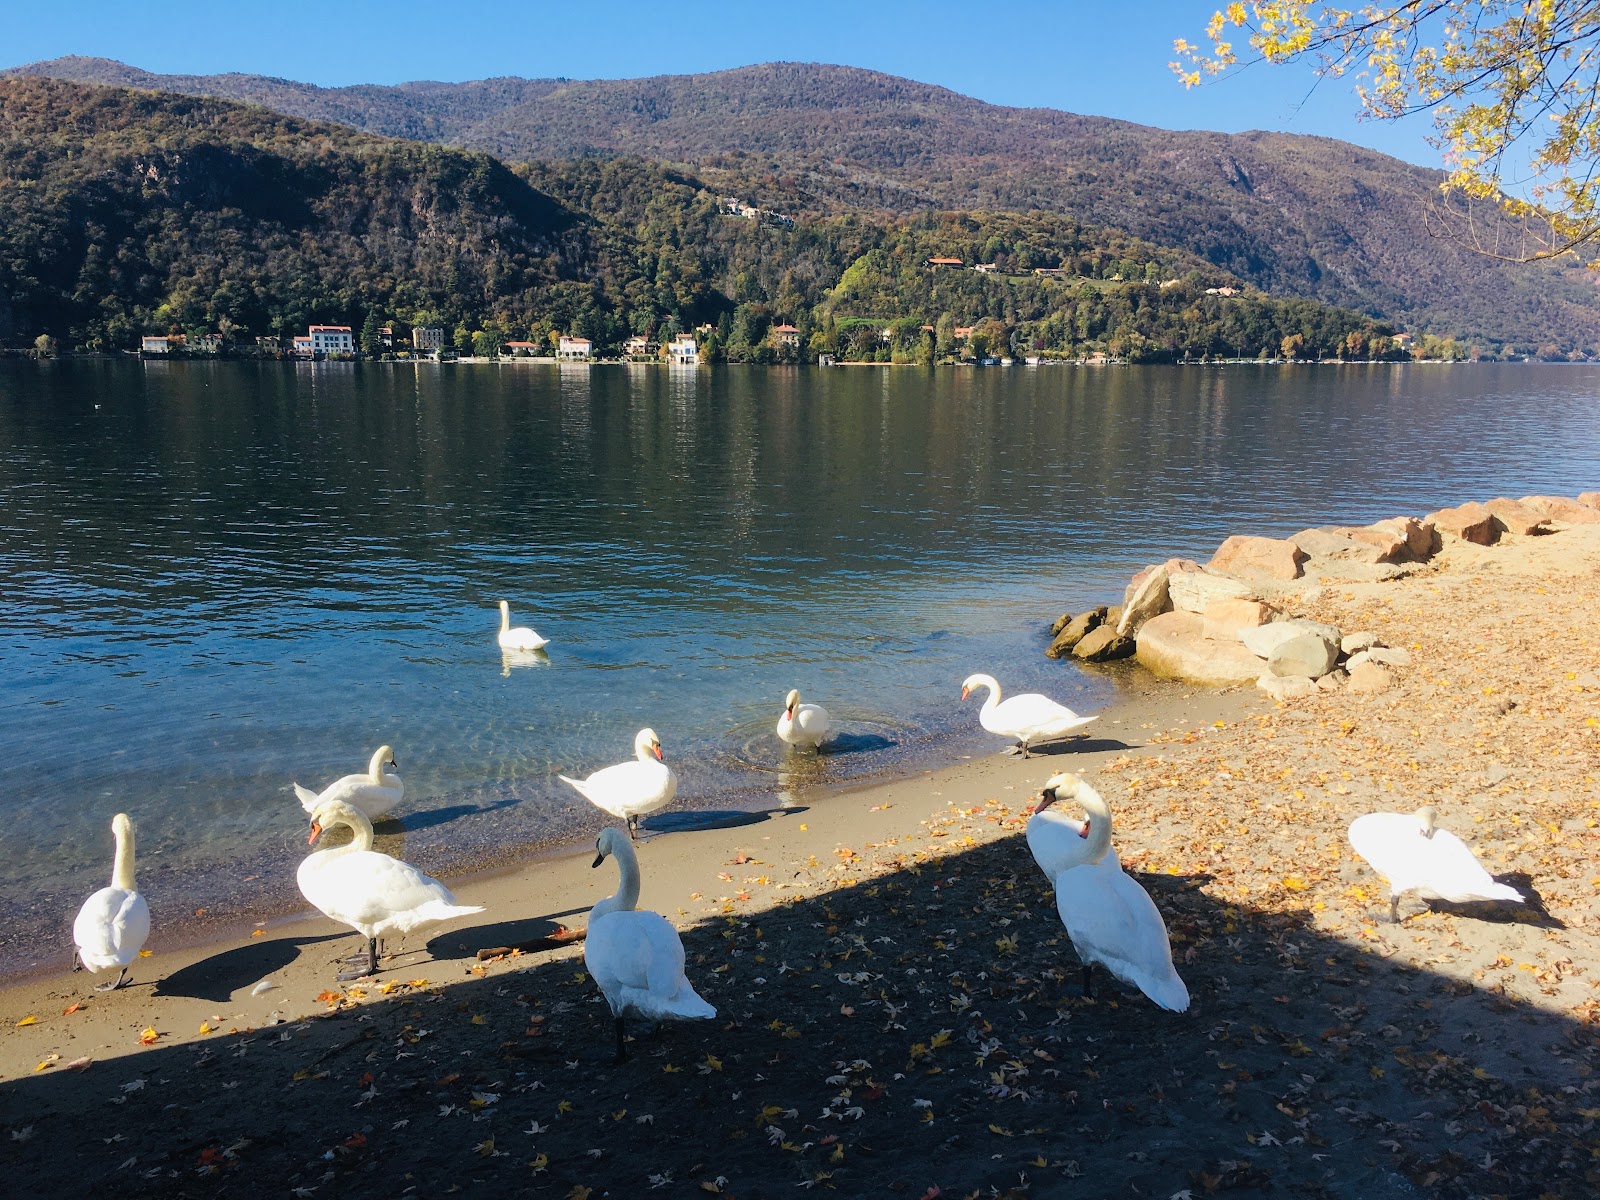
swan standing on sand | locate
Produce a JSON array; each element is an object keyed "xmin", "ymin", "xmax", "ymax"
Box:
[
  {"xmin": 560, "ymin": 728, "xmax": 677, "ymax": 841},
  {"xmin": 72, "ymin": 813, "xmax": 151, "ymax": 991},
  {"xmin": 1029, "ymin": 772, "xmax": 1189, "ymax": 1012},
  {"xmin": 1348, "ymin": 806, "xmax": 1525, "ymax": 923},
  {"xmin": 294, "ymin": 745, "xmax": 403, "ymax": 821},
  {"xmin": 497, "ymin": 600, "xmax": 549, "ymax": 651},
  {"xmin": 961, "ymin": 673, "xmax": 1096, "ymax": 758},
  {"xmin": 585, "ymin": 827, "xmax": 716, "ymax": 1062},
  {"xmin": 298, "ymin": 799, "xmax": 484, "ymax": 980},
  {"xmin": 776, "ymin": 688, "xmax": 832, "ymax": 751}
]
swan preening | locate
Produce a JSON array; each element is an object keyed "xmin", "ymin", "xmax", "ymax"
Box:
[
  {"xmin": 560, "ymin": 728, "xmax": 677, "ymax": 840},
  {"xmin": 1348, "ymin": 806, "xmax": 1525, "ymax": 923},
  {"xmin": 297, "ymin": 799, "xmax": 484, "ymax": 980},
  {"xmin": 776, "ymin": 688, "xmax": 831, "ymax": 750},
  {"xmin": 961, "ymin": 673, "xmax": 1096, "ymax": 757},
  {"xmin": 1029, "ymin": 773, "xmax": 1189, "ymax": 1012},
  {"xmin": 294, "ymin": 745, "xmax": 403, "ymax": 821},
  {"xmin": 72, "ymin": 813, "xmax": 151, "ymax": 991},
  {"xmin": 585, "ymin": 827, "xmax": 716, "ymax": 1062},
  {"xmin": 497, "ymin": 600, "xmax": 549, "ymax": 651}
]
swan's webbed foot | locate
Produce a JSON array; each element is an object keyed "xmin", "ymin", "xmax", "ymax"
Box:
[
  {"xmin": 1020, "ymin": 742, "xmax": 1032, "ymax": 760},
  {"xmin": 337, "ymin": 938, "xmax": 380, "ymax": 981},
  {"xmin": 612, "ymin": 1017, "xmax": 628, "ymax": 1064},
  {"xmin": 94, "ymin": 967, "xmax": 130, "ymax": 992}
]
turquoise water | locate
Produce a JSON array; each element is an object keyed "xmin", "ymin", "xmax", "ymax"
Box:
[{"xmin": 2, "ymin": 359, "xmax": 1597, "ymax": 974}]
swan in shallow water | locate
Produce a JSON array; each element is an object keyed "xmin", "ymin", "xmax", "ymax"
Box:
[
  {"xmin": 294, "ymin": 745, "xmax": 403, "ymax": 821},
  {"xmin": 961, "ymin": 673, "xmax": 1096, "ymax": 757},
  {"xmin": 1029, "ymin": 772, "xmax": 1189, "ymax": 1012},
  {"xmin": 776, "ymin": 688, "xmax": 832, "ymax": 750},
  {"xmin": 497, "ymin": 600, "xmax": 549, "ymax": 651},
  {"xmin": 585, "ymin": 827, "xmax": 716, "ymax": 1062},
  {"xmin": 297, "ymin": 798, "xmax": 483, "ymax": 980},
  {"xmin": 1348, "ymin": 806, "xmax": 1525, "ymax": 923},
  {"xmin": 73, "ymin": 812, "xmax": 151, "ymax": 991},
  {"xmin": 560, "ymin": 728, "xmax": 677, "ymax": 840}
]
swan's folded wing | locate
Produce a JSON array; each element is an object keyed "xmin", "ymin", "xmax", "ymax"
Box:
[
  {"xmin": 1420, "ymin": 831, "xmax": 1524, "ymax": 903},
  {"xmin": 322, "ymin": 852, "xmax": 464, "ymax": 927}
]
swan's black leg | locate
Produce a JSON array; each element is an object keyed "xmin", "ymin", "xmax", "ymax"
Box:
[
  {"xmin": 95, "ymin": 966, "xmax": 129, "ymax": 992},
  {"xmin": 613, "ymin": 1017, "xmax": 628, "ymax": 1064},
  {"xmin": 627, "ymin": 815, "xmax": 638, "ymax": 842},
  {"xmin": 72, "ymin": 949, "xmax": 83, "ymax": 973},
  {"xmin": 337, "ymin": 937, "xmax": 380, "ymax": 981},
  {"xmin": 1081, "ymin": 965, "xmax": 1093, "ymax": 998},
  {"xmin": 367, "ymin": 937, "xmax": 379, "ymax": 977},
  {"xmin": 1385, "ymin": 896, "xmax": 1401, "ymax": 924},
  {"xmin": 1020, "ymin": 741, "xmax": 1031, "ymax": 759}
]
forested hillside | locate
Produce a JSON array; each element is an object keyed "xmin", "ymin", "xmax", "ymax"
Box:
[
  {"xmin": 0, "ymin": 77, "xmax": 1405, "ymax": 362},
  {"xmin": 13, "ymin": 57, "xmax": 1600, "ymax": 352}
]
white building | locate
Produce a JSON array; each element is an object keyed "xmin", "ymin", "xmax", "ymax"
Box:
[
  {"xmin": 557, "ymin": 336, "xmax": 593, "ymax": 361},
  {"xmin": 412, "ymin": 326, "xmax": 445, "ymax": 351},
  {"xmin": 140, "ymin": 335, "xmax": 170, "ymax": 355},
  {"xmin": 292, "ymin": 336, "xmax": 313, "ymax": 357},
  {"xmin": 309, "ymin": 325, "xmax": 354, "ymax": 355},
  {"xmin": 668, "ymin": 333, "xmax": 699, "ymax": 365}
]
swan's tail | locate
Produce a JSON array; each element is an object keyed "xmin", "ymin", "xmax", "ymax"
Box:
[
  {"xmin": 1485, "ymin": 882, "xmax": 1525, "ymax": 904},
  {"xmin": 293, "ymin": 783, "xmax": 320, "ymax": 813},
  {"xmin": 1142, "ymin": 971, "xmax": 1191, "ymax": 1013},
  {"xmin": 624, "ymin": 983, "xmax": 717, "ymax": 1022},
  {"xmin": 414, "ymin": 901, "xmax": 485, "ymax": 925},
  {"xmin": 558, "ymin": 774, "xmax": 592, "ymax": 801}
]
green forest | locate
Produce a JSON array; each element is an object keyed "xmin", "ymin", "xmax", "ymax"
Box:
[{"xmin": 0, "ymin": 77, "xmax": 1433, "ymax": 363}]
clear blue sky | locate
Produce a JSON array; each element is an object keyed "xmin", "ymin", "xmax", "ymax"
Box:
[{"xmin": 3, "ymin": 0, "xmax": 1440, "ymax": 167}]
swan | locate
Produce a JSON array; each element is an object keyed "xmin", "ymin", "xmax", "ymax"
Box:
[
  {"xmin": 961, "ymin": 673, "xmax": 1096, "ymax": 757},
  {"xmin": 297, "ymin": 798, "xmax": 484, "ymax": 980},
  {"xmin": 294, "ymin": 745, "xmax": 403, "ymax": 821},
  {"xmin": 72, "ymin": 812, "xmax": 151, "ymax": 991},
  {"xmin": 585, "ymin": 827, "xmax": 716, "ymax": 1062},
  {"xmin": 776, "ymin": 688, "xmax": 832, "ymax": 750},
  {"xmin": 498, "ymin": 600, "xmax": 549, "ymax": 651},
  {"xmin": 559, "ymin": 728, "xmax": 677, "ymax": 841},
  {"xmin": 1029, "ymin": 772, "xmax": 1189, "ymax": 1012},
  {"xmin": 1348, "ymin": 806, "xmax": 1525, "ymax": 923}
]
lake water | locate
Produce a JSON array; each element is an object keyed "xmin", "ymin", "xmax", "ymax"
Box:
[{"xmin": 2, "ymin": 359, "xmax": 1597, "ymax": 975}]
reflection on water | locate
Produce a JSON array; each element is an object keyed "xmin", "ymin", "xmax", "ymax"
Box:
[
  {"xmin": 1, "ymin": 359, "xmax": 1598, "ymax": 974},
  {"xmin": 500, "ymin": 647, "xmax": 551, "ymax": 676}
]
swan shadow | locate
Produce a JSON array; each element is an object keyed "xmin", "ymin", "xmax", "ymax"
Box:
[
  {"xmin": 154, "ymin": 933, "xmax": 346, "ymax": 1002},
  {"xmin": 1433, "ymin": 873, "xmax": 1565, "ymax": 928},
  {"xmin": 1018, "ymin": 735, "xmax": 1138, "ymax": 758},
  {"xmin": 425, "ymin": 910, "xmax": 588, "ymax": 959},
  {"xmin": 1127, "ymin": 869, "xmax": 1217, "ymax": 895},
  {"xmin": 391, "ymin": 797, "xmax": 520, "ymax": 835},
  {"xmin": 643, "ymin": 806, "xmax": 809, "ymax": 835},
  {"xmin": 817, "ymin": 732, "xmax": 897, "ymax": 756}
]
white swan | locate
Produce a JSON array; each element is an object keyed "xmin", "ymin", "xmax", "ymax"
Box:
[
  {"xmin": 297, "ymin": 798, "xmax": 484, "ymax": 979},
  {"xmin": 961, "ymin": 673, "xmax": 1096, "ymax": 757},
  {"xmin": 498, "ymin": 599, "xmax": 549, "ymax": 651},
  {"xmin": 776, "ymin": 688, "xmax": 832, "ymax": 750},
  {"xmin": 585, "ymin": 827, "xmax": 716, "ymax": 1061},
  {"xmin": 294, "ymin": 745, "xmax": 403, "ymax": 821},
  {"xmin": 1030, "ymin": 773, "xmax": 1189, "ymax": 1012},
  {"xmin": 1348, "ymin": 806, "xmax": 1525, "ymax": 923},
  {"xmin": 560, "ymin": 728, "xmax": 677, "ymax": 841},
  {"xmin": 72, "ymin": 812, "xmax": 152, "ymax": 991}
]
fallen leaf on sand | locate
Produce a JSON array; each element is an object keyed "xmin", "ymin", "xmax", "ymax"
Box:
[
  {"xmin": 16, "ymin": 1015, "xmax": 38, "ymax": 1027},
  {"xmin": 62, "ymin": 1003, "xmax": 84, "ymax": 1016},
  {"xmin": 139, "ymin": 1027, "xmax": 159, "ymax": 1045}
]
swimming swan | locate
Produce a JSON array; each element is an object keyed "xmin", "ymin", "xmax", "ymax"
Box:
[
  {"xmin": 1030, "ymin": 772, "xmax": 1189, "ymax": 1012},
  {"xmin": 585, "ymin": 827, "xmax": 716, "ymax": 1062},
  {"xmin": 498, "ymin": 600, "xmax": 549, "ymax": 651},
  {"xmin": 294, "ymin": 745, "xmax": 403, "ymax": 821},
  {"xmin": 776, "ymin": 688, "xmax": 832, "ymax": 750},
  {"xmin": 559, "ymin": 728, "xmax": 677, "ymax": 841},
  {"xmin": 961, "ymin": 674, "xmax": 1096, "ymax": 757},
  {"xmin": 297, "ymin": 798, "xmax": 484, "ymax": 980},
  {"xmin": 72, "ymin": 812, "xmax": 151, "ymax": 991},
  {"xmin": 1348, "ymin": 806, "xmax": 1525, "ymax": 923}
]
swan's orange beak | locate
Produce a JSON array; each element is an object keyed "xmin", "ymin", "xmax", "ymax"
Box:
[
  {"xmin": 1033, "ymin": 786, "xmax": 1057, "ymax": 814},
  {"xmin": 306, "ymin": 820, "xmax": 323, "ymax": 845},
  {"xmin": 784, "ymin": 704, "xmax": 794, "ymax": 719},
  {"xmin": 961, "ymin": 686, "xmax": 970, "ymax": 701},
  {"xmin": 652, "ymin": 743, "xmax": 664, "ymax": 761},
  {"xmin": 1078, "ymin": 817, "xmax": 1091, "ymax": 840}
]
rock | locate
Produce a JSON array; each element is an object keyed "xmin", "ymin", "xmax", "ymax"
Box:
[
  {"xmin": 1049, "ymin": 612, "xmax": 1074, "ymax": 637},
  {"xmin": 1355, "ymin": 516, "xmax": 1436, "ymax": 561},
  {"xmin": 1580, "ymin": 492, "xmax": 1600, "ymax": 508},
  {"xmin": 1520, "ymin": 495, "xmax": 1600, "ymax": 524},
  {"xmin": 1168, "ymin": 570, "xmax": 1256, "ymax": 613},
  {"xmin": 1117, "ymin": 566, "xmax": 1171, "ymax": 636},
  {"xmin": 1424, "ymin": 501, "xmax": 1498, "ymax": 545},
  {"xmin": 1045, "ymin": 607, "xmax": 1106, "ymax": 659},
  {"xmin": 1073, "ymin": 625, "xmax": 1135, "ymax": 662},
  {"xmin": 1240, "ymin": 618, "xmax": 1339, "ymax": 660},
  {"xmin": 1268, "ymin": 631, "xmax": 1340, "ymax": 679},
  {"xmin": 1202, "ymin": 598, "xmax": 1276, "ymax": 642},
  {"xmin": 1291, "ymin": 527, "xmax": 1385, "ymax": 564},
  {"xmin": 1317, "ymin": 670, "xmax": 1345, "ymax": 691},
  {"xmin": 1208, "ymin": 534, "xmax": 1307, "ymax": 580},
  {"xmin": 1340, "ymin": 632, "xmax": 1380, "ymax": 656},
  {"xmin": 1364, "ymin": 645, "xmax": 1412, "ymax": 667},
  {"xmin": 1136, "ymin": 610, "xmax": 1264, "ymax": 686},
  {"xmin": 1485, "ymin": 497, "xmax": 1552, "ymax": 536},
  {"xmin": 1258, "ymin": 673, "xmax": 1318, "ymax": 701},
  {"xmin": 1346, "ymin": 660, "xmax": 1395, "ymax": 694}
]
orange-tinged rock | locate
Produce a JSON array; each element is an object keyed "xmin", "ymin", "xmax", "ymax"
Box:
[
  {"xmin": 1207, "ymin": 535, "xmax": 1306, "ymax": 580},
  {"xmin": 1485, "ymin": 497, "xmax": 1551, "ymax": 536},
  {"xmin": 1424, "ymin": 501, "xmax": 1497, "ymax": 545}
]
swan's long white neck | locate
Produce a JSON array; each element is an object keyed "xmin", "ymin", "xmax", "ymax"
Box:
[
  {"xmin": 111, "ymin": 820, "xmax": 137, "ymax": 891},
  {"xmin": 323, "ymin": 807, "xmax": 375, "ymax": 855},
  {"xmin": 499, "ymin": 601, "xmax": 511, "ymax": 634},
  {"xmin": 635, "ymin": 735, "xmax": 655, "ymax": 763},
  {"xmin": 367, "ymin": 748, "xmax": 389, "ymax": 782},
  {"xmin": 973, "ymin": 675, "xmax": 1000, "ymax": 720},
  {"xmin": 599, "ymin": 842, "xmax": 641, "ymax": 915},
  {"xmin": 1069, "ymin": 783, "xmax": 1115, "ymax": 864}
]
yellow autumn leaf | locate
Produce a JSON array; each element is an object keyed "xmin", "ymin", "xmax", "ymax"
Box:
[
  {"xmin": 198, "ymin": 1022, "xmax": 214, "ymax": 1035},
  {"xmin": 34, "ymin": 1061, "xmax": 52, "ymax": 1072},
  {"xmin": 1281, "ymin": 876, "xmax": 1310, "ymax": 891},
  {"xmin": 988, "ymin": 1123, "xmax": 1014, "ymax": 1136},
  {"xmin": 138, "ymin": 949, "xmax": 152, "ymax": 958},
  {"xmin": 140, "ymin": 1026, "xmax": 159, "ymax": 1045},
  {"xmin": 470, "ymin": 1014, "xmax": 486, "ymax": 1025},
  {"xmin": 16, "ymin": 1015, "xmax": 38, "ymax": 1027}
]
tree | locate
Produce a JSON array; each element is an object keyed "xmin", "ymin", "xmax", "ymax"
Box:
[
  {"xmin": 361, "ymin": 311, "xmax": 385, "ymax": 356},
  {"xmin": 1174, "ymin": 2, "xmax": 1600, "ymax": 260},
  {"xmin": 33, "ymin": 333, "xmax": 57, "ymax": 357}
]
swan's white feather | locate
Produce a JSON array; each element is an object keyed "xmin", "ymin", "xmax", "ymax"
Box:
[
  {"xmin": 1349, "ymin": 812, "xmax": 1524, "ymax": 906},
  {"xmin": 777, "ymin": 701, "xmax": 832, "ymax": 749},
  {"xmin": 964, "ymin": 674, "xmax": 1096, "ymax": 750},
  {"xmin": 560, "ymin": 730, "xmax": 676, "ymax": 822},
  {"xmin": 585, "ymin": 910, "xmax": 717, "ymax": 1022},
  {"xmin": 1052, "ymin": 859, "xmax": 1190, "ymax": 1012},
  {"xmin": 73, "ymin": 887, "xmax": 150, "ymax": 973}
]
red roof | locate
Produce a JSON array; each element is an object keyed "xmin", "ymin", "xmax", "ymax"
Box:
[
  {"xmin": 309, "ymin": 325, "xmax": 352, "ymax": 333},
  {"xmin": 772, "ymin": 324, "xmax": 800, "ymax": 333},
  {"xmin": 505, "ymin": 341, "xmax": 540, "ymax": 347},
  {"xmin": 927, "ymin": 257, "xmax": 964, "ymax": 265}
]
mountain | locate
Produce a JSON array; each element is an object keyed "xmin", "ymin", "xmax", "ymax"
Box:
[{"xmin": 10, "ymin": 56, "xmax": 1600, "ymax": 352}]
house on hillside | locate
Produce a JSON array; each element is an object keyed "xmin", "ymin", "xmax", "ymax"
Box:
[
  {"xmin": 974, "ymin": 263, "xmax": 998, "ymax": 274},
  {"xmin": 309, "ymin": 325, "xmax": 354, "ymax": 355},
  {"xmin": 413, "ymin": 326, "xmax": 445, "ymax": 351},
  {"xmin": 190, "ymin": 333, "xmax": 223, "ymax": 354},
  {"xmin": 557, "ymin": 336, "xmax": 593, "ymax": 361},
  {"xmin": 668, "ymin": 333, "xmax": 699, "ymax": 365},
  {"xmin": 770, "ymin": 324, "xmax": 800, "ymax": 347},
  {"xmin": 624, "ymin": 335, "xmax": 653, "ymax": 358},
  {"xmin": 292, "ymin": 336, "xmax": 313, "ymax": 357},
  {"xmin": 927, "ymin": 257, "xmax": 963, "ymax": 269},
  {"xmin": 378, "ymin": 326, "xmax": 395, "ymax": 349},
  {"xmin": 1204, "ymin": 286, "xmax": 1239, "ymax": 297},
  {"xmin": 1032, "ymin": 267, "xmax": 1066, "ymax": 279},
  {"xmin": 140, "ymin": 335, "xmax": 171, "ymax": 355},
  {"xmin": 504, "ymin": 341, "xmax": 541, "ymax": 357},
  {"xmin": 952, "ymin": 326, "xmax": 974, "ymax": 341}
]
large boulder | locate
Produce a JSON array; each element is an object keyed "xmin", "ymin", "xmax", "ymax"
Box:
[
  {"xmin": 1202, "ymin": 598, "xmax": 1276, "ymax": 642},
  {"xmin": 1346, "ymin": 660, "xmax": 1396, "ymax": 694},
  {"xmin": 1240, "ymin": 617, "xmax": 1339, "ymax": 660},
  {"xmin": 1258, "ymin": 673, "xmax": 1318, "ymax": 701},
  {"xmin": 1168, "ymin": 570, "xmax": 1256, "ymax": 613},
  {"xmin": 1485, "ymin": 497, "xmax": 1552, "ymax": 536},
  {"xmin": 1268, "ymin": 631, "xmax": 1340, "ymax": 679},
  {"xmin": 1425, "ymin": 501, "xmax": 1498, "ymax": 545},
  {"xmin": 1580, "ymin": 492, "xmax": 1600, "ymax": 508},
  {"xmin": 1208, "ymin": 535, "xmax": 1307, "ymax": 580},
  {"xmin": 1291, "ymin": 527, "xmax": 1386, "ymax": 564},
  {"xmin": 1073, "ymin": 625, "xmax": 1135, "ymax": 662},
  {"xmin": 1046, "ymin": 607, "xmax": 1106, "ymax": 659},
  {"xmin": 1117, "ymin": 566, "xmax": 1171, "ymax": 636},
  {"xmin": 1136, "ymin": 611, "xmax": 1263, "ymax": 686},
  {"xmin": 1353, "ymin": 516, "xmax": 1436, "ymax": 561},
  {"xmin": 1340, "ymin": 632, "xmax": 1380, "ymax": 655},
  {"xmin": 1521, "ymin": 495, "xmax": 1600, "ymax": 524}
]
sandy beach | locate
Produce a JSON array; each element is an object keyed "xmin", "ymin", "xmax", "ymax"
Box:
[{"xmin": 2, "ymin": 516, "xmax": 1597, "ymax": 1199}]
